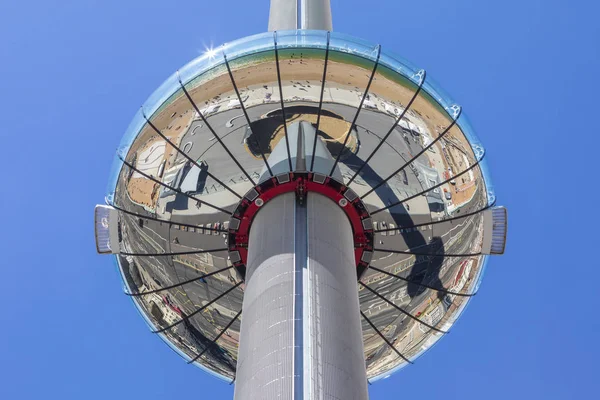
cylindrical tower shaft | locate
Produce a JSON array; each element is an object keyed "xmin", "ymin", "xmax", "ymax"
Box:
[
  {"xmin": 268, "ymin": 0, "xmax": 333, "ymax": 31},
  {"xmin": 234, "ymin": 192, "xmax": 368, "ymax": 400}
]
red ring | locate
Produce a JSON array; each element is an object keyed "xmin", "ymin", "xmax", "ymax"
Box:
[{"xmin": 227, "ymin": 172, "xmax": 374, "ymax": 280}]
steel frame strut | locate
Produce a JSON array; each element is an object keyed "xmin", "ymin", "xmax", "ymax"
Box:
[
  {"xmin": 109, "ymin": 203, "xmax": 227, "ymax": 233},
  {"xmin": 125, "ymin": 266, "xmax": 234, "ymax": 297},
  {"xmin": 359, "ymin": 282, "xmax": 448, "ymax": 334},
  {"xmin": 371, "ymin": 156, "xmax": 484, "ymax": 215},
  {"xmin": 346, "ymin": 70, "xmax": 426, "ymax": 186},
  {"xmin": 273, "ymin": 31, "xmax": 293, "ymax": 172},
  {"xmin": 223, "ymin": 53, "xmax": 274, "ymax": 178},
  {"xmin": 309, "ymin": 31, "xmax": 331, "ymax": 171},
  {"xmin": 152, "ymin": 282, "xmax": 242, "ymax": 333},
  {"xmin": 177, "ymin": 74, "xmax": 256, "ymax": 186},
  {"xmin": 329, "ymin": 45, "xmax": 382, "ymax": 176},
  {"xmin": 374, "ymin": 202, "xmax": 495, "ymax": 234},
  {"xmin": 141, "ymin": 110, "xmax": 242, "ymax": 199},
  {"xmin": 368, "ymin": 266, "xmax": 476, "ymax": 297},
  {"xmin": 121, "ymin": 248, "xmax": 228, "ymax": 257},
  {"xmin": 187, "ymin": 309, "xmax": 242, "ymax": 364},
  {"xmin": 361, "ymin": 106, "xmax": 463, "ymax": 199},
  {"xmin": 360, "ymin": 310, "xmax": 413, "ymax": 364},
  {"xmin": 118, "ymin": 157, "xmax": 232, "ymax": 215}
]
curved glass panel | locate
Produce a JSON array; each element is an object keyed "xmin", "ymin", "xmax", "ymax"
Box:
[
  {"xmin": 319, "ymin": 47, "xmax": 378, "ymax": 172},
  {"xmin": 107, "ymin": 108, "xmax": 146, "ymax": 198},
  {"xmin": 329, "ymin": 32, "xmax": 381, "ymax": 61},
  {"xmin": 223, "ymin": 31, "xmax": 275, "ymax": 60},
  {"xmin": 141, "ymin": 71, "xmax": 182, "ymax": 124},
  {"xmin": 106, "ymin": 154, "xmax": 123, "ymax": 205},
  {"xmin": 378, "ymin": 47, "xmax": 423, "ymax": 85},
  {"xmin": 106, "ymin": 30, "xmax": 498, "ymax": 382},
  {"xmin": 479, "ymin": 158, "xmax": 496, "ymax": 206},
  {"xmin": 276, "ymin": 29, "xmax": 328, "ymax": 49},
  {"xmin": 277, "ymin": 30, "xmax": 328, "ymax": 106},
  {"xmin": 421, "ymin": 75, "xmax": 457, "ymax": 113},
  {"xmin": 456, "ymin": 113, "xmax": 485, "ymax": 161},
  {"xmin": 113, "ymin": 256, "xmax": 235, "ymax": 382},
  {"xmin": 473, "ymin": 254, "xmax": 490, "ymax": 292},
  {"xmin": 178, "ymin": 49, "xmax": 227, "ymax": 87}
]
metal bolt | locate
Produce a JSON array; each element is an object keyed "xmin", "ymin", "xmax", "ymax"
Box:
[
  {"xmin": 255, "ymin": 198, "xmax": 264, "ymax": 207},
  {"xmin": 338, "ymin": 198, "xmax": 348, "ymax": 207}
]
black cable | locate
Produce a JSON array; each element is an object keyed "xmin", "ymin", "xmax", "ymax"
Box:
[
  {"xmin": 359, "ymin": 282, "xmax": 448, "ymax": 334},
  {"xmin": 374, "ymin": 202, "xmax": 494, "ymax": 233},
  {"xmin": 141, "ymin": 111, "xmax": 242, "ymax": 199},
  {"xmin": 273, "ymin": 31, "xmax": 293, "ymax": 172},
  {"xmin": 121, "ymin": 248, "xmax": 228, "ymax": 257},
  {"xmin": 371, "ymin": 156, "xmax": 483, "ymax": 215},
  {"xmin": 373, "ymin": 248, "xmax": 482, "ymax": 257},
  {"xmin": 360, "ymin": 310, "xmax": 413, "ymax": 364},
  {"xmin": 329, "ymin": 45, "xmax": 382, "ymax": 176},
  {"xmin": 152, "ymin": 282, "xmax": 242, "ymax": 333},
  {"xmin": 361, "ymin": 106, "xmax": 463, "ymax": 199},
  {"xmin": 187, "ymin": 309, "xmax": 242, "ymax": 364},
  {"xmin": 119, "ymin": 157, "xmax": 232, "ymax": 215},
  {"xmin": 346, "ymin": 70, "xmax": 426, "ymax": 186},
  {"xmin": 223, "ymin": 53, "xmax": 274, "ymax": 177},
  {"xmin": 125, "ymin": 266, "xmax": 234, "ymax": 297},
  {"xmin": 109, "ymin": 202, "xmax": 227, "ymax": 233},
  {"xmin": 310, "ymin": 31, "xmax": 331, "ymax": 172},
  {"xmin": 177, "ymin": 74, "xmax": 256, "ymax": 185},
  {"xmin": 368, "ymin": 266, "xmax": 477, "ymax": 297}
]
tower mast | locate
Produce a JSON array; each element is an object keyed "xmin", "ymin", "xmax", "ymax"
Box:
[
  {"xmin": 96, "ymin": 1, "xmax": 508, "ymax": 398},
  {"xmin": 233, "ymin": 123, "xmax": 369, "ymax": 399},
  {"xmin": 236, "ymin": 4, "xmax": 366, "ymax": 399},
  {"xmin": 268, "ymin": 0, "xmax": 333, "ymax": 31}
]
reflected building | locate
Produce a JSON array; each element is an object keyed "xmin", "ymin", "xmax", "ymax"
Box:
[{"xmin": 94, "ymin": 1, "xmax": 507, "ymax": 399}]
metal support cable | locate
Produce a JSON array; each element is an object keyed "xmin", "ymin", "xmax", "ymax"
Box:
[
  {"xmin": 125, "ymin": 266, "xmax": 234, "ymax": 297},
  {"xmin": 121, "ymin": 248, "xmax": 228, "ymax": 257},
  {"xmin": 359, "ymin": 282, "xmax": 448, "ymax": 334},
  {"xmin": 223, "ymin": 53, "xmax": 273, "ymax": 178},
  {"xmin": 152, "ymin": 281, "xmax": 242, "ymax": 333},
  {"xmin": 368, "ymin": 266, "xmax": 476, "ymax": 297},
  {"xmin": 141, "ymin": 111, "xmax": 242, "ymax": 199},
  {"xmin": 374, "ymin": 202, "xmax": 495, "ymax": 234},
  {"xmin": 361, "ymin": 106, "xmax": 462, "ymax": 199},
  {"xmin": 371, "ymin": 156, "xmax": 483, "ymax": 215},
  {"xmin": 119, "ymin": 157, "xmax": 232, "ymax": 215},
  {"xmin": 329, "ymin": 45, "xmax": 382, "ymax": 176},
  {"xmin": 310, "ymin": 31, "xmax": 331, "ymax": 171},
  {"xmin": 373, "ymin": 248, "xmax": 482, "ymax": 258},
  {"xmin": 109, "ymin": 203, "xmax": 227, "ymax": 233},
  {"xmin": 273, "ymin": 31, "xmax": 293, "ymax": 172},
  {"xmin": 177, "ymin": 74, "xmax": 256, "ymax": 185},
  {"xmin": 346, "ymin": 71, "xmax": 426, "ymax": 186},
  {"xmin": 187, "ymin": 309, "xmax": 242, "ymax": 364},
  {"xmin": 360, "ymin": 310, "xmax": 413, "ymax": 364}
]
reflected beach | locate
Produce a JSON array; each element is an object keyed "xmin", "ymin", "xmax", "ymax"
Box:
[{"xmin": 105, "ymin": 30, "xmax": 497, "ymax": 381}]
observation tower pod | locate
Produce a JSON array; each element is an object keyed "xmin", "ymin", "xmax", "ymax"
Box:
[{"xmin": 95, "ymin": 1, "xmax": 507, "ymax": 399}]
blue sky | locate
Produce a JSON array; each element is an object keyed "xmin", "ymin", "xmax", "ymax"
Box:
[{"xmin": 0, "ymin": 0, "xmax": 598, "ymax": 398}]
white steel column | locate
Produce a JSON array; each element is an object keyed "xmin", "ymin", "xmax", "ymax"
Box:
[
  {"xmin": 234, "ymin": 191, "xmax": 368, "ymax": 400},
  {"xmin": 234, "ymin": 193, "xmax": 296, "ymax": 399},
  {"xmin": 269, "ymin": 0, "xmax": 333, "ymax": 31},
  {"xmin": 305, "ymin": 192, "xmax": 368, "ymax": 399}
]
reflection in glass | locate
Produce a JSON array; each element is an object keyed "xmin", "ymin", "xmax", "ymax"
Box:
[
  {"xmin": 318, "ymin": 46, "xmax": 379, "ymax": 178},
  {"xmin": 106, "ymin": 30, "xmax": 498, "ymax": 383}
]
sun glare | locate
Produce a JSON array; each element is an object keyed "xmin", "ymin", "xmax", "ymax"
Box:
[{"xmin": 204, "ymin": 46, "xmax": 218, "ymax": 59}]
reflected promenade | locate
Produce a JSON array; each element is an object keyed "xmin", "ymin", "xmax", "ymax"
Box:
[{"xmin": 99, "ymin": 30, "xmax": 504, "ymax": 383}]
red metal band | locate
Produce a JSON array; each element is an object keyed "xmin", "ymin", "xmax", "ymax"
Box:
[{"xmin": 227, "ymin": 172, "xmax": 374, "ymax": 280}]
